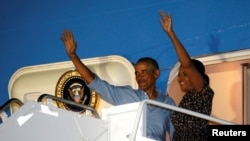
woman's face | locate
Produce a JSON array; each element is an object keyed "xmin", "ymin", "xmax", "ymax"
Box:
[{"xmin": 177, "ymin": 67, "xmax": 193, "ymax": 92}]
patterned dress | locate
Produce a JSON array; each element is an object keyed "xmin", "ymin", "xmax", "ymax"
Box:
[{"xmin": 172, "ymin": 85, "xmax": 214, "ymax": 141}]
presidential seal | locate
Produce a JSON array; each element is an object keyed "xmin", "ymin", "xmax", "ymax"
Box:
[{"xmin": 55, "ymin": 70, "xmax": 99, "ymax": 114}]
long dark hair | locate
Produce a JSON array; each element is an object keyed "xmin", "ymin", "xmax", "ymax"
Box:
[{"xmin": 192, "ymin": 59, "xmax": 210, "ymax": 85}]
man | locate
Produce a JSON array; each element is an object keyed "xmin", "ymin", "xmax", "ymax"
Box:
[{"xmin": 60, "ymin": 30, "xmax": 175, "ymax": 141}]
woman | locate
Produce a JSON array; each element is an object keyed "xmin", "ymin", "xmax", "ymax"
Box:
[{"xmin": 160, "ymin": 11, "xmax": 214, "ymax": 141}]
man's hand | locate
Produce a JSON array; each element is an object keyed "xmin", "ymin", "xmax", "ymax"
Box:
[{"xmin": 60, "ymin": 30, "xmax": 77, "ymax": 57}]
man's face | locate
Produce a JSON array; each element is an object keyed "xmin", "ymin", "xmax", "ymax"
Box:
[{"xmin": 134, "ymin": 62, "xmax": 159, "ymax": 92}]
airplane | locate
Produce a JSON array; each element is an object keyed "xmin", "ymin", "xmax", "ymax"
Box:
[{"xmin": 0, "ymin": 0, "xmax": 250, "ymax": 140}]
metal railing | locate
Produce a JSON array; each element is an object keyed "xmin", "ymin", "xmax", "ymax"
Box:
[
  {"xmin": 130, "ymin": 99, "xmax": 235, "ymax": 141},
  {"xmin": 0, "ymin": 98, "xmax": 24, "ymax": 122},
  {"xmin": 37, "ymin": 94, "xmax": 100, "ymax": 118},
  {"xmin": 0, "ymin": 98, "xmax": 24, "ymax": 113}
]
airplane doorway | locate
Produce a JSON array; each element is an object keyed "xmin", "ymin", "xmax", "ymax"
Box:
[{"xmin": 167, "ymin": 49, "xmax": 250, "ymax": 124}]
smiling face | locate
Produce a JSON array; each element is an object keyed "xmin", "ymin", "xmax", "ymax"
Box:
[
  {"xmin": 177, "ymin": 66, "xmax": 193, "ymax": 92},
  {"xmin": 135, "ymin": 61, "xmax": 159, "ymax": 92}
]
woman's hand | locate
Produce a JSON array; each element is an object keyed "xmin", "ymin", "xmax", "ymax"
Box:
[{"xmin": 159, "ymin": 11, "xmax": 172, "ymax": 34}]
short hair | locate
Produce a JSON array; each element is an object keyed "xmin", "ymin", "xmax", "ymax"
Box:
[{"xmin": 136, "ymin": 57, "xmax": 159, "ymax": 70}]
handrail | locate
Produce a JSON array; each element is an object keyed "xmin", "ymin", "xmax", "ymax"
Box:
[
  {"xmin": 0, "ymin": 98, "xmax": 24, "ymax": 113},
  {"xmin": 37, "ymin": 94, "xmax": 100, "ymax": 118},
  {"xmin": 130, "ymin": 99, "xmax": 235, "ymax": 141}
]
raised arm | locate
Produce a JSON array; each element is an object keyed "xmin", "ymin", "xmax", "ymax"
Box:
[
  {"xmin": 159, "ymin": 11, "xmax": 204, "ymax": 92},
  {"xmin": 60, "ymin": 30, "xmax": 95, "ymax": 84}
]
